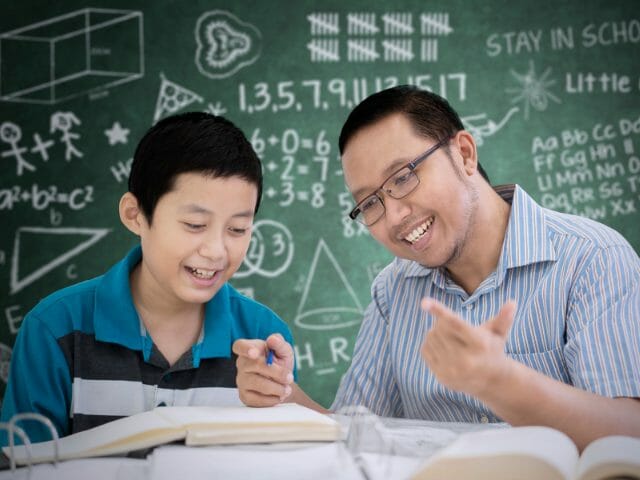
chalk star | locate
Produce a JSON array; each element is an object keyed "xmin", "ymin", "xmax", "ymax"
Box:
[{"xmin": 104, "ymin": 122, "xmax": 130, "ymax": 145}]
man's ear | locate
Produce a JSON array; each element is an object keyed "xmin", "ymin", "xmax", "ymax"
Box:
[
  {"xmin": 119, "ymin": 192, "xmax": 146, "ymax": 235},
  {"xmin": 454, "ymin": 130, "xmax": 479, "ymax": 177}
]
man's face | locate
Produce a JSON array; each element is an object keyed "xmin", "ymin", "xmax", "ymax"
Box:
[
  {"xmin": 135, "ymin": 172, "xmax": 257, "ymax": 308},
  {"xmin": 342, "ymin": 113, "xmax": 478, "ymax": 269}
]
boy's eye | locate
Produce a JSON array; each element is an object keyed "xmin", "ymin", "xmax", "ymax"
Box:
[
  {"xmin": 229, "ymin": 227, "xmax": 249, "ymax": 235},
  {"xmin": 184, "ymin": 223, "xmax": 205, "ymax": 230}
]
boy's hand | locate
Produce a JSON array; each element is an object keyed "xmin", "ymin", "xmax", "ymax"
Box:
[
  {"xmin": 233, "ymin": 333, "xmax": 294, "ymax": 407},
  {"xmin": 420, "ymin": 298, "xmax": 516, "ymax": 399}
]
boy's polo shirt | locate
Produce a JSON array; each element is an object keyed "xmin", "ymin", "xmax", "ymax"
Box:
[{"xmin": 1, "ymin": 246, "xmax": 295, "ymax": 444}]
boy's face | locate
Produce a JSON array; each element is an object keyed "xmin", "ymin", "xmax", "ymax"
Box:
[{"xmin": 135, "ymin": 172, "xmax": 257, "ymax": 308}]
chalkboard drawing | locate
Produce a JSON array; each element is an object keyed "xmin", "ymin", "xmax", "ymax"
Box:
[
  {"xmin": 30, "ymin": 133, "xmax": 55, "ymax": 162},
  {"xmin": 50, "ymin": 112, "xmax": 83, "ymax": 161},
  {"xmin": 0, "ymin": 343, "xmax": 11, "ymax": 384},
  {"xmin": 462, "ymin": 107, "xmax": 520, "ymax": 146},
  {"xmin": 348, "ymin": 39, "xmax": 379, "ymax": 62},
  {"xmin": 153, "ymin": 73, "xmax": 204, "ymax": 122},
  {"xmin": 507, "ymin": 60, "xmax": 561, "ymax": 119},
  {"xmin": 347, "ymin": 13, "xmax": 379, "ymax": 35},
  {"xmin": 195, "ymin": 11, "xmax": 261, "ymax": 79},
  {"xmin": 104, "ymin": 121, "xmax": 130, "ymax": 146},
  {"xmin": 0, "ymin": 8, "xmax": 143, "ymax": 105},
  {"xmin": 0, "ymin": 122, "xmax": 36, "ymax": 176},
  {"xmin": 294, "ymin": 239, "xmax": 363, "ymax": 331},
  {"xmin": 383, "ymin": 12, "xmax": 413, "ymax": 35},
  {"xmin": 419, "ymin": 12, "xmax": 452, "ymax": 62},
  {"xmin": 234, "ymin": 219, "xmax": 294, "ymax": 279},
  {"xmin": 10, "ymin": 226, "xmax": 110, "ymax": 294}
]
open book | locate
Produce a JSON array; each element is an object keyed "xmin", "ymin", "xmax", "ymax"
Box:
[
  {"xmin": 411, "ymin": 426, "xmax": 640, "ymax": 480},
  {"xmin": 3, "ymin": 403, "xmax": 341, "ymax": 466}
]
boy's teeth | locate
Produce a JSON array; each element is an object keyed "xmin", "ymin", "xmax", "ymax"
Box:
[
  {"xmin": 190, "ymin": 267, "xmax": 215, "ymax": 279},
  {"xmin": 405, "ymin": 218, "xmax": 433, "ymax": 243}
]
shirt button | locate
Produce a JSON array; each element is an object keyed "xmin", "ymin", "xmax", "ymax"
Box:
[
  {"xmin": 480, "ymin": 415, "xmax": 489, "ymax": 424},
  {"xmin": 465, "ymin": 303, "xmax": 474, "ymax": 309}
]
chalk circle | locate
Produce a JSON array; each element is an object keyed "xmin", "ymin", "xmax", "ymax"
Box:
[{"xmin": 234, "ymin": 219, "xmax": 294, "ymax": 278}]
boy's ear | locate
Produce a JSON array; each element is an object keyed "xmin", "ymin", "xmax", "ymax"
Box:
[{"xmin": 119, "ymin": 192, "xmax": 146, "ymax": 235}]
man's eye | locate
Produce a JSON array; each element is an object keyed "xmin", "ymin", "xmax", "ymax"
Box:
[
  {"xmin": 360, "ymin": 196, "xmax": 380, "ymax": 212},
  {"xmin": 393, "ymin": 171, "xmax": 413, "ymax": 186}
]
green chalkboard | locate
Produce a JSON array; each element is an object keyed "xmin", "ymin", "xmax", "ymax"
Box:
[{"xmin": 1, "ymin": 0, "xmax": 639, "ymax": 408}]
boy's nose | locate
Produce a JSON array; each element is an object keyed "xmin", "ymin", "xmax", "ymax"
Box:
[{"xmin": 199, "ymin": 233, "xmax": 226, "ymax": 260}]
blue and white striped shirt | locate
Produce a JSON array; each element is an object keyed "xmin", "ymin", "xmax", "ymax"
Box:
[{"xmin": 332, "ymin": 184, "xmax": 640, "ymax": 423}]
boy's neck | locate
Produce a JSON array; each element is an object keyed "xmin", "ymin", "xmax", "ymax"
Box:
[{"xmin": 129, "ymin": 263, "xmax": 205, "ymax": 366}]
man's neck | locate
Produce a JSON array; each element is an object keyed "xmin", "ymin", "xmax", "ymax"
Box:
[{"xmin": 446, "ymin": 185, "xmax": 511, "ymax": 295}]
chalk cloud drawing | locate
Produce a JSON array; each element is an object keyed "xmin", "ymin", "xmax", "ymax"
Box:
[
  {"xmin": 0, "ymin": 8, "xmax": 143, "ymax": 104},
  {"xmin": 195, "ymin": 10, "xmax": 261, "ymax": 79},
  {"xmin": 10, "ymin": 226, "xmax": 110, "ymax": 294},
  {"xmin": 294, "ymin": 239, "xmax": 363, "ymax": 331},
  {"xmin": 154, "ymin": 73, "xmax": 203, "ymax": 122}
]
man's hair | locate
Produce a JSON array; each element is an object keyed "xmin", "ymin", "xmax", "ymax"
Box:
[
  {"xmin": 128, "ymin": 112, "xmax": 262, "ymax": 222},
  {"xmin": 338, "ymin": 85, "xmax": 490, "ymax": 182}
]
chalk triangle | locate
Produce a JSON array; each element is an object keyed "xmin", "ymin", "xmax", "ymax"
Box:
[{"xmin": 10, "ymin": 227, "xmax": 110, "ymax": 294}]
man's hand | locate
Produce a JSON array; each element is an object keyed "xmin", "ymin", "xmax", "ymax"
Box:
[
  {"xmin": 420, "ymin": 298, "xmax": 517, "ymax": 398},
  {"xmin": 233, "ymin": 333, "xmax": 294, "ymax": 407}
]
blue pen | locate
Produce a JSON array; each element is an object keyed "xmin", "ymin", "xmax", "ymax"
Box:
[{"xmin": 266, "ymin": 348, "xmax": 275, "ymax": 365}]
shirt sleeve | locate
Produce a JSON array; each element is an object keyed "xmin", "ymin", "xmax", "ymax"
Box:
[
  {"xmin": 564, "ymin": 243, "xmax": 640, "ymax": 398},
  {"xmin": 0, "ymin": 312, "xmax": 72, "ymax": 446},
  {"xmin": 331, "ymin": 277, "xmax": 402, "ymax": 417}
]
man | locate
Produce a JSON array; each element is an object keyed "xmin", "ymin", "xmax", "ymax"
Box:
[{"xmin": 234, "ymin": 86, "xmax": 640, "ymax": 451}]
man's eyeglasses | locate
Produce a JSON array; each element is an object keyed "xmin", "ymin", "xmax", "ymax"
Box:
[{"xmin": 348, "ymin": 137, "xmax": 450, "ymax": 226}]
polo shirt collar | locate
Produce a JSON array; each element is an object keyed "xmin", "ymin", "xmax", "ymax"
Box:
[
  {"xmin": 94, "ymin": 245, "xmax": 234, "ymax": 363},
  {"xmin": 94, "ymin": 245, "xmax": 143, "ymax": 350}
]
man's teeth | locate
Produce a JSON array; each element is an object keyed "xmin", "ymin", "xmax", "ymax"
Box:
[
  {"xmin": 189, "ymin": 267, "xmax": 216, "ymax": 279},
  {"xmin": 405, "ymin": 218, "xmax": 434, "ymax": 243}
]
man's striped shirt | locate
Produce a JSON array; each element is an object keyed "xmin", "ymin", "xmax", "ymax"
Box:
[{"xmin": 332, "ymin": 184, "xmax": 640, "ymax": 423}]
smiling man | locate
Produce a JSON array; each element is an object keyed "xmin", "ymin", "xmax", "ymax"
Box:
[
  {"xmin": 234, "ymin": 85, "xmax": 640, "ymax": 451},
  {"xmin": 1, "ymin": 112, "xmax": 296, "ymax": 445}
]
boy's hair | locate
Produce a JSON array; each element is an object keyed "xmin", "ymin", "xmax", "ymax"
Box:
[
  {"xmin": 128, "ymin": 112, "xmax": 262, "ymax": 222},
  {"xmin": 338, "ymin": 85, "xmax": 490, "ymax": 182}
]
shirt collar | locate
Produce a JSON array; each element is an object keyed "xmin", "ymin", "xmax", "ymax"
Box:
[
  {"xmin": 94, "ymin": 245, "xmax": 234, "ymax": 363},
  {"xmin": 497, "ymin": 184, "xmax": 557, "ymax": 271},
  {"xmin": 403, "ymin": 184, "xmax": 556, "ymax": 279}
]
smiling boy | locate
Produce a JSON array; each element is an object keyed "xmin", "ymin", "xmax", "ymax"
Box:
[{"xmin": 1, "ymin": 112, "xmax": 295, "ymax": 444}]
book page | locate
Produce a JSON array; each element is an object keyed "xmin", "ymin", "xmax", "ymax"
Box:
[
  {"xmin": 155, "ymin": 403, "xmax": 337, "ymax": 427},
  {"xmin": 576, "ymin": 435, "xmax": 640, "ymax": 480},
  {"xmin": 411, "ymin": 426, "xmax": 579, "ymax": 480},
  {"xmin": 155, "ymin": 403, "xmax": 341, "ymax": 445},
  {"xmin": 4, "ymin": 409, "xmax": 184, "ymax": 464}
]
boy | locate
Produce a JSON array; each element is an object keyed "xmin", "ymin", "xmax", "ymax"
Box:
[{"xmin": 1, "ymin": 112, "xmax": 295, "ymax": 444}]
